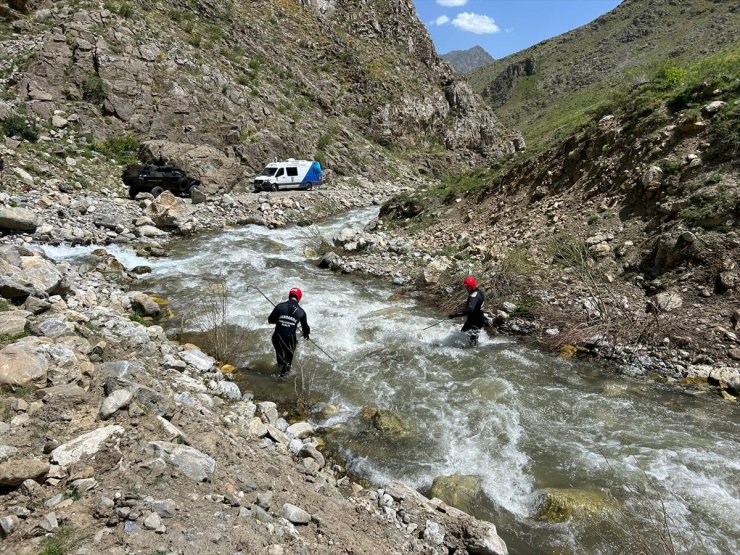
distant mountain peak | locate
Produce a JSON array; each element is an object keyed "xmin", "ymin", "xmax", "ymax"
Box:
[{"xmin": 441, "ymin": 46, "xmax": 494, "ymax": 74}]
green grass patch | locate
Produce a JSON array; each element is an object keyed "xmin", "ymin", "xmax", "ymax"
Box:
[
  {"xmin": 1, "ymin": 111, "xmax": 39, "ymax": 142},
  {"xmin": 82, "ymin": 74, "xmax": 107, "ymax": 103},
  {"xmin": 39, "ymin": 526, "xmax": 90, "ymax": 555},
  {"xmin": 95, "ymin": 133, "xmax": 140, "ymax": 164},
  {"xmin": 128, "ymin": 314, "xmax": 149, "ymax": 325},
  {"xmin": 0, "ymin": 299, "xmax": 11, "ymax": 312}
]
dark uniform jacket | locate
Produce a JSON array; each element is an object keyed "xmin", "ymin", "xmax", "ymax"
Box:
[
  {"xmin": 268, "ymin": 299, "xmax": 310, "ymax": 339},
  {"xmin": 452, "ymin": 288, "xmax": 485, "ymax": 331}
]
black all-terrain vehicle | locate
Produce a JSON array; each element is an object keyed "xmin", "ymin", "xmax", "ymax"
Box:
[{"xmin": 123, "ymin": 164, "xmax": 202, "ymax": 199}]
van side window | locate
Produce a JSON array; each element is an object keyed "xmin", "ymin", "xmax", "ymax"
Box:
[
  {"xmin": 286, "ymin": 167, "xmax": 298, "ymax": 177},
  {"xmin": 275, "ymin": 168, "xmax": 284, "ymax": 177}
]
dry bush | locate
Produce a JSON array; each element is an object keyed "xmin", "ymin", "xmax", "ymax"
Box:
[
  {"xmin": 302, "ymin": 225, "xmax": 335, "ymax": 258},
  {"xmin": 487, "ymin": 247, "xmax": 540, "ymax": 304},
  {"xmin": 195, "ymin": 274, "xmax": 252, "ymax": 365}
]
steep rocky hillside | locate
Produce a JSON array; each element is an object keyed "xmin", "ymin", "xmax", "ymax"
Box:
[
  {"xmin": 0, "ymin": 0, "xmax": 514, "ymax": 195},
  {"xmin": 441, "ymin": 46, "xmax": 494, "ymax": 74},
  {"xmin": 469, "ymin": 0, "xmax": 739, "ymax": 152},
  {"xmin": 335, "ymin": 49, "xmax": 740, "ymax": 393}
]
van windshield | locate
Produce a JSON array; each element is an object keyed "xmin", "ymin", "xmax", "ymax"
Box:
[{"xmin": 260, "ymin": 167, "xmax": 278, "ymax": 176}]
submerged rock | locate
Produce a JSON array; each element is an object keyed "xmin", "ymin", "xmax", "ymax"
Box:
[
  {"xmin": 428, "ymin": 474, "xmax": 483, "ymax": 515},
  {"xmin": 534, "ymin": 487, "xmax": 617, "ymax": 523}
]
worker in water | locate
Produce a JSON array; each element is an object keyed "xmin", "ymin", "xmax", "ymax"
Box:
[
  {"xmin": 449, "ymin": 276, "xmax": 485, "ymax": 346},
  {"xmin": 268, "ymin": 287, "xmax": 310, "ymax": 376}
]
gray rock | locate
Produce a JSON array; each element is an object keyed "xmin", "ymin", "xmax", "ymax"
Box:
[
  {"xmin": 0, "ymin": 206, "xmax": 38, "ymax": 232},
  {"xmin": 99, "ymin": 389, "xmax": 134, "ymax": 419},
  {"xmin": 209, "ymin": 380, "xmax": 241, "ymax": 400},
  {"xmin": 151, "ymin": 499, "xmax": 176, "ymax": 518},
  {"xmin": 502, "ymin": 302, "xmax": 517, "ymax": 314},
  {"xmin": 702, "ymin": 100, "xmax": 726, "ymax": 116},
  {"xmin": 136, "ymin": 225, "xmax": 168, "ymax": 238},
  {"xmin": 179, "ymin": 349, "xmax": 215, "ymax": 372},
  {"xmin": 423, "ymin": 519, "xmax": 445, "ymax": 545},
  {"xmin": 131, "ymin": 293, "xmax": 161, "ymax": 317},
  {"xmin": 266, "ymin": 425, "xmax": 290, "ymax": 445},
  {"xmin": 142, "ymin": 511, "xmax": 161, "ymax": 530},
  {"xmin": 31, "ymin": 317, "xmax": 74, "ymax": 338},
  {"xmin": 70, "ymin": 477, "xmax": 97, "ymax": 492},
  {"xmin": 50, "ymin": 425, "xmax": 126, "ymax": 466},
  {"xmin": 651, "ymin": 291, "xmax": 683, "ymax": 313},
  {"xmin": 282, "ymin": 503, "xmax": 310, "ymax": 524},
  {"xmin": 286, "ymin": 422, "xmax": 313, "ymax": 439},
  {"xmin": 191, "ymin": 187, "xmax": 206, "ymax": 204},
  {"xmin": 0, "ymin": 311, "xmax": 30, "ymax": 336},
  {"xmin": 0, "ymin": 514, "xmax": 19, "ymax": 538},
  {"xmin": 256, "ymin": 491, "xmax": 273, "ymax": 509},
  {"xmin": 0, "ymin": 446, "xmax": 19, "ymax": 462},
  {"xmin": 258, "ymin": 401, "xmax": 279, "ymax": 425},
  {"xmin": 0, "ymin": 459, "xmax": 50, "ymax": 486},
  {"xmin": 23, "ymin": 296, "xmax": 51, "ymax": 314},
  {"xmin": 144, "ymin": 441, "xmax": 216, "ymax": 482},
  {"xmin": 298, "ymin": 444, "xmax": 325, "ymax": 469},
  {"xmin": 45, "ymin": 493, "xmax": 65, "ymax": 508},
  {"xmin": 35, "ymin": 512, "xmax": 59, "ymax": 533}
]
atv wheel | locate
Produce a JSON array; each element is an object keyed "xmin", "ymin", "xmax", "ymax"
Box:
[
  {"xmin": 151, "ymin": 186, "xmax": 165, "ymax": 197},
  {"xmin": 128, "ymin": 186, "xmax": 140, "ymax": 199}
]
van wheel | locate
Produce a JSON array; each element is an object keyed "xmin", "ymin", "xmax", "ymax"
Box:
[
  {"xmin": 270, "ymin": 183, "xmax": 278, "ymax": 192},
  {"xmin": 305, "ymin": 182, "xmax": 313, "ymax": 191},
  {"xmin": 151, "ymin": 186, "xmax": 165, "ymax": 197}
]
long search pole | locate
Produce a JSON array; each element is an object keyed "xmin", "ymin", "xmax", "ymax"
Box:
[
  {"xmin": 249, "ymin": 285, "xmax": 338, "ymax": 364},
  {"xmin": 421, "ymin": 318, "xmax": 449, "ymax": 331}
]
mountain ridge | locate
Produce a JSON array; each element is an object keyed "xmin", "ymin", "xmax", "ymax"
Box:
[{"xmin": 441, "ymin": 45, "xmax": 494, "ymax": 74}]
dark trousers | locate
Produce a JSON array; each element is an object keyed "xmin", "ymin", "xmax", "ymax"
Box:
[
  {"xmin": 463, "ymin": 327, "xmax": 481, "ymax": 346},
  {"xmin": 272, "ymin": 334, "xmax": 297, "ymax": 374}
]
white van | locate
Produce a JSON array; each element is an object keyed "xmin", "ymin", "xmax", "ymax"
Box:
[{"xmin": 253, "ymin": 159, "xmax": 324, "ymax": 192}]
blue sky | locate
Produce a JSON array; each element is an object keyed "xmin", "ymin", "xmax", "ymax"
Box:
[{"xmin": 412, "ymin": 0, "xmax": 623, "ymax": 58}]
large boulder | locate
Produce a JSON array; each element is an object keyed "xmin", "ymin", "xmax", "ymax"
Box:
[
  {"xmin": 144, "ymin": 191, "xmax": 190, "ymax": 229},
  {"xmin": 50, "ymin": 425, "xmax": 126, "ymax": 466},
  {"xmin": 362, "ymin": 407, "xmax": 413, "ymax": 437},
  {"xmin": 0, "ymin": 256, "xmax": 63, "ymax": 300},
  {"xmin": 534, "ymin": 488, "xmax": 617, "ymax": 523},
  {"xmin": 0, "ymin": 459, "xmax": 50, "ymax": 486},
  {"xmin": 428, "ymin": 474, "xmax": 484, "ymax": 516},
  {"xmin": 0, "ymin": 206, "xmax": 38, "ymax": 232},
  {"xmin": 140, "ymin": 140, "xmax": 246, "ymax": 194},
  {"xmin": 0, "ymin": 310, "xmax": 30, "ymax": 336},
  {"xmin": 0, "ymin": 339, "xmax": 49, "ymax": 389},
  {"xmin": 143, "ymin": 441, "xmax": 216, "ymax": 482}
]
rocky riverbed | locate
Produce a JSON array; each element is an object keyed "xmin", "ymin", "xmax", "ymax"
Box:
[{"xmin": 0, "ymin": 175, "xmax": 512, "ymax": 554}]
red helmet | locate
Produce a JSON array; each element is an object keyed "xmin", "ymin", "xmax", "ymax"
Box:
[
  {"xmin": 289, "ymin": 287, "xmax": 302, "ymax": 302},
  {"xmin": 464, "ymin": 276, "xmax": 477, "ymax": 288}
]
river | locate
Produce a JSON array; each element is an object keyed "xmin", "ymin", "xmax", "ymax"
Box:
[{"xmin": 44, "ymin": 208, "xmax": 740, "ymax": 554}]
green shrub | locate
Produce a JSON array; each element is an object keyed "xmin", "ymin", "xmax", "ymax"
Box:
[
  {"xmin": 317, "ymin": 134, "xmax": 332, "ymax": 150},
  {"xmin": 82, "ymin": 74, "xmax": 107, "ymax": 103},
  {"xmin": 0, "ymin": 300, "xmax": 11, "ymax": 312},
  {"xmin": 96, "ymin": 133, "xmax": 140, "ymax": 164},
  {"xmin": 1, "ymin": 112, "xmax": 39, "ymax": 142},
  {"xmin": 705, "ymin": 104, "xmax": 739, "ymax": 165}
]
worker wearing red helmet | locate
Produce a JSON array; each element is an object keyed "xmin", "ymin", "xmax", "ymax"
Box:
[
  {"xmin": 449, "ymin": 276, "xmax": 485, "ymax": 346},
  {"xmin": 268, "ymin": 287, "xmax": 310, "ymax": 376}
]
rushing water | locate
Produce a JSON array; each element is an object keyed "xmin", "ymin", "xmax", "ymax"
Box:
[{"xmin": 45, "ymin": 208, "xmax": 740, "ymax": 554}]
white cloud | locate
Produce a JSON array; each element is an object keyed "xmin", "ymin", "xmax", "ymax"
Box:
[
  {"xmin": 437, "ymin": 0, "xmax": 468, "ymax": 6},
  {"xmin": 432, "ymin": 15, "xmax": 450, "ymax": 26},
  {"xmin": 452, "ymin": 12, "xmax": 500, "ymax": 35}
]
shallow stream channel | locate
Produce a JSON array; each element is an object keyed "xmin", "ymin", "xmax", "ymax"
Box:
[{"xmin": 46, "ymin": 208, "xmax": 739, "ymax": 554}]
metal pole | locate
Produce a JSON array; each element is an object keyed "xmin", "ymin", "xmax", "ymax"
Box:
[{"xmin": 421, "ymin": 319, "xmax": 448, "ymax": 331}]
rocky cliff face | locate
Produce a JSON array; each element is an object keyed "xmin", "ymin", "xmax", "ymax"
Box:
[
  {"xmin": 441, "ymin": 46, "xmax": 495, "ymax": 75},
  {"xmin": 1, "ymin": 0, "xmax": 512, "ymax": 193}
]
